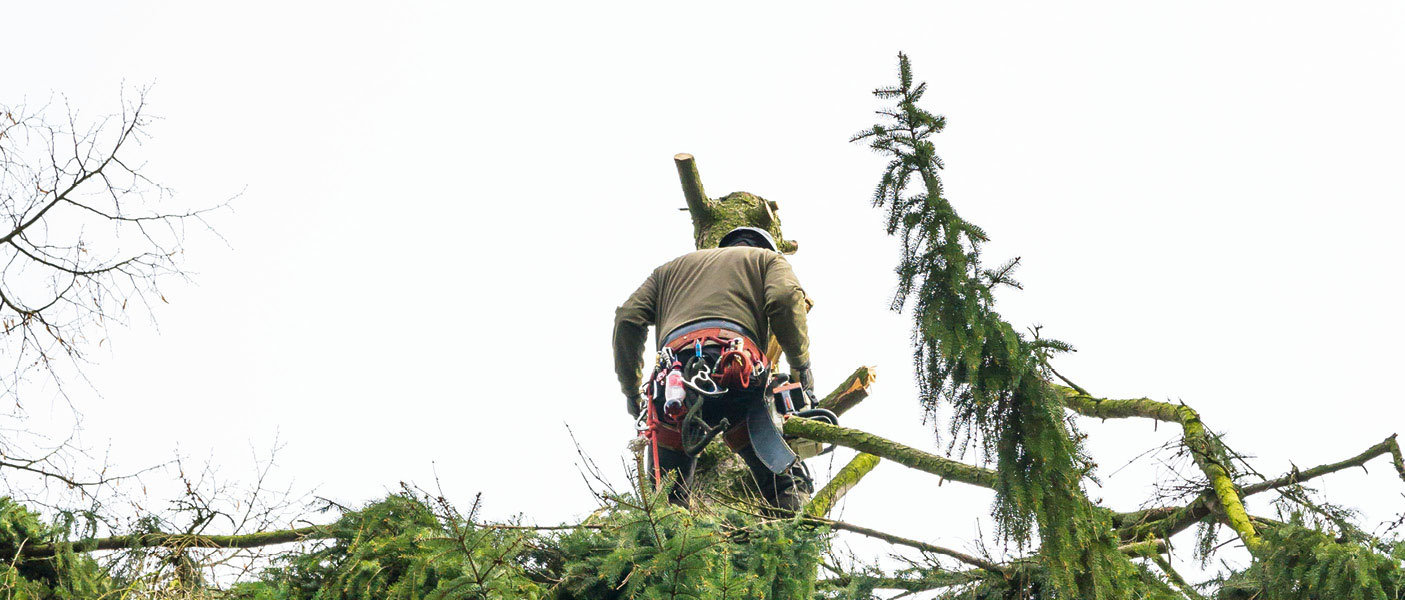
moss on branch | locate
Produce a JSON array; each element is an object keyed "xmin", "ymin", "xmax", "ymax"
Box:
[
  {"xmin": 1118, "ymin": 435, "xmax": 1405, "ymax": 544},
  {"xmin": 1151, "ymin": 555, "xmax": 1205, "ymax": 600},
  {"xmin": 782, "ymin": 416, "xmax": 997, "ymax": 488},
  {"xmin": 805, "ymin": 452, "xmax": 881, "ymax": 518},
  {"xmin": 1116, "ymin": 538, "xmax": 1168, "ymax": 558},
  {"xmin": 1055, "ymin": 385, "xmax": 1264, "ymax": 554}
]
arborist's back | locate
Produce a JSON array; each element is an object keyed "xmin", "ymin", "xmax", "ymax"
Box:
[
  {"xmin": 612, "ymin": 226, "xmax": 820, "ymax": 511},
  {"xmin": 612, "ymin": 245, "xmax": 811, "ymax": 400}
]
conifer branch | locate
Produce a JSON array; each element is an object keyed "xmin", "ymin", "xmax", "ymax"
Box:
[
  {"xmin": 1117, "ymin": 434, "xmax": 1405, "ymax": 544},
  {"xmin": 1054, "ymin": 386, "xmax": 1265, "ymax": 553},
  {"xmin": 805, "ymin": 452, "xmax": 881, "ymax": 518},
  {"xmin": 1241, "ymin": 434, "xmax": 1405, "ymax": 494},
  {"xmin": 818, "ymin": 569, "xmax": 988, "ymax": 593},
  {"xmin": 715, "ymin": 491, "xmax": 1005, "ymax": 574},
  {"xmin": 21, "ymin": 525, "xmax": 332, "ymax": 558},
  {"xmin": 782, "ymin": 416, "xmax": 998, "ymax": 488},
  {"xmin": 1117, "ymin": 538, "xmax": 1169, "ymax": 558},
  {"xmin": 813, "ymin": 516, "xmax": 1163, "ymax": 581},
  {"xmin": 811, "ymin": 517, "xmax": 1007, "ymax": 574}
]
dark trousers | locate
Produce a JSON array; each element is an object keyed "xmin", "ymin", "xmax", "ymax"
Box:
[{"xmin": 648, "ymin": 390, "xmax": 812, "ymax": 511}]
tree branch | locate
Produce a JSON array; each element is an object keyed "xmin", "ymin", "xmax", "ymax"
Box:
[
  {"xmin": 783, "ymin": 416, "xmax": 997, "ymax": 488},
  {"xmin": 818, "ymin": 570, "xmax": 987, "ymax": 593},
  {"xmin": 1241, "ymin": 434, "xmax": 1405, "ymax": 495},
  {"xmin": 1054, "ymin": 385, "xmax": 1264, "ymax": 553},
  {"xmin": 818, "ymin": 366, "xmax": 878, "ymax": 416},
  {"xmin": 21, "ymin": 525, "xmax": 332, "ymax": 558},
  {"xmin": 812, "ymin": 516, "xmax": 1006, "ymax": 574},
  {"xmin": 1116, "ymin": 538, "xmax": 1168, "ymax": 558},
  {"xmin": 1117, "ymin": 434, "xmax": 1405, "ymax": 544},
  {"xmin": 805, "ymin": 452, "xmax": 880, "ymax": 518},
  {"xmin": 0, "ymin": 459, "xmax": 107, "ymax": 489},
  {"xmin": 1151, "ymin": 555, "xmax": 1205, "ymax": 600}
]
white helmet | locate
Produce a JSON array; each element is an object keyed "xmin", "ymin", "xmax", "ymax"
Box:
[{"xmin": 719, "ymin": 227, "xmax": 779, "ymax": 252}]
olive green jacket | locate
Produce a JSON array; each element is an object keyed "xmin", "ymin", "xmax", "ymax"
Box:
[{"xmin": 613, "ymin": 247, "xmax": 811, "ymax": 399}]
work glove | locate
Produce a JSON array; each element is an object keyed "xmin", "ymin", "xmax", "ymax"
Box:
[{"xmin": 794, "ymin": 363, "xmax": 816, "ymax": 399}]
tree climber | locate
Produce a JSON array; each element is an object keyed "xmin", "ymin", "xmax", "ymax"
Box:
[{"xmin": 614, "ymin": 226, "xmax": 820, "ymax": 511}]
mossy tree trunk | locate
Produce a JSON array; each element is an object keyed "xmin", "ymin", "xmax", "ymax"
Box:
[{"xmin": 674, "ymin": 153, "xmax": 798, "ymax": 254}]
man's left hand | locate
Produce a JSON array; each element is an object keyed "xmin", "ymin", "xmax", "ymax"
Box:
[{"xmin": 794, "ymin": 363, "xmax": 815, "ymax": 397}]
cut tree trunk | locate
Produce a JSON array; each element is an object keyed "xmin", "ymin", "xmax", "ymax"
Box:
[{"xmin": 674, "ymin": 153, "xmax": 797, "ymax": 254}]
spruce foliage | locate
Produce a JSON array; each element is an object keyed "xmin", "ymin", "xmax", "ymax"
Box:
[
  {"xmin": 1214, "ymin": 514, "xmax": 1405, "ymax": 600},
  {"xmin": 851, "ymin": 53, "xmax": 1154, "ymax": 598},
  {"xmin": 232, "ymin": 489, "xmax": 825, "ymax": 600},
  {"xmin": 0, "ymin": 497, "xmax": 114, "ymax": 599}
]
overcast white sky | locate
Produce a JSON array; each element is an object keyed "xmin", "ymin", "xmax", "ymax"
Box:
[{"xmin": 5, "ymin": 1, "xmax": 1404, "ymax": 589}]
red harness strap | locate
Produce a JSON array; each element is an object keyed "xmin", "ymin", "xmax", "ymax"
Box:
[
  {"xmin": 663, "ymin": 327, "xmax": 764, "ymax": 359},
  {"xmin": 651, "ymin": 418, "xmax": 751, "ymax": 452},
  {"xmin": 660, "ymin": 325, "xmax": 764, "ymax": 393}
]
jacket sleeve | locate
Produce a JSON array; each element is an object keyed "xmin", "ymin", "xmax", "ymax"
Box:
[
  {"xmin": 763, "ymin": 255, "xmax": 811, "ymax": 370},
  {"xmin": 613, "ymin": 269, "xmax": 659, "ymax": 399}
]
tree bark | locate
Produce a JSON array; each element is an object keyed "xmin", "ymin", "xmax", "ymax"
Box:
[
  {"xmin": 1151, "ymin": 555, "xmax": 1206, "ymax": 600},
  {"xmin": 673, "ymin": 153, "xmax": 713, "ymax": 243}
]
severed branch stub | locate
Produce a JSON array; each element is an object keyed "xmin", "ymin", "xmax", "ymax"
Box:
[
  {"xmin": 674, "ymin": 153, "xmax": 712, "ymax": 231},
  {"xmin": 819, "ymin": 366, "xmax": 878, "ymax": 416}
]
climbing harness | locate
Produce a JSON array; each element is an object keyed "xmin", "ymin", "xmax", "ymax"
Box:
[{"xmin": 637, "ymin": 322, "xmax": 840, "ymax": 486}]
